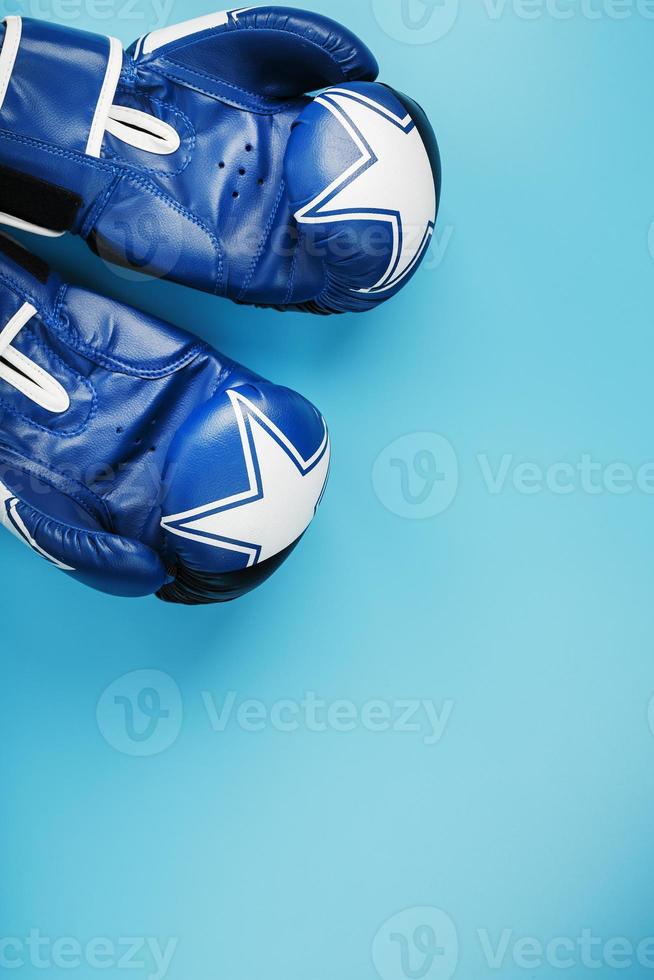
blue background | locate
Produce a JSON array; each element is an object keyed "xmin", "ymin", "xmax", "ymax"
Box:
[{"xmin": 1, "ymin": 1, "xmax": 653, "ymax": 978}]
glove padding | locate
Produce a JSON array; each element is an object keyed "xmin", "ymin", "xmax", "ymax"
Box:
[
  {"xmin": 0, "ymin": 7, "xmax": 440, "ymax": 313},
  {"xmin": 0, "ymin": 235, "xmax": 329, "ymax": 603}
]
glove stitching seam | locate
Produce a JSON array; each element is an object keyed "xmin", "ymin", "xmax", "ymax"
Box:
[
  {"xmin": 53, "ymin": 297, "xmax": 208, "ymax": 377},
  {"xmin": 81, "ymin": 173, "xmax": 122, "ymax": 239},
  {"xmin": 0, "ymin": 269, "xmax": 46, "ymax": 314},
  {"xmin": 0, "ymin": 132, "xmax": 120, "ymax": 174},
  {"xmin": 122, "ymin": 173, "xmax": 224, "ymax": 290},
  {"xmin": 22, "ymin": 508, "xmax": 143, "ymax": 552},
  {"xmin": 76, "ymin": 166, "xmax": 225, "ymax": 291},
  {"xmin": 0, "ymin": 280, "xmax": 97, "ymax": 435},
  {"xmin": 284, "ymin": 226, "xmax": 302, "ymax": 306},
  {"xmin": 106, "ymin": 470, "xmax": 163, "ymax": 545},
  {"xmin": 0, "ymin": 133, "xmax": 120, "ymax": 237},
  {"xmin": 0, "ymin": 369, "xmax": 97, "ymax": 437},
  {"xmin": 159, "ymin": 22, "xmax": 357, "ymax": 92},
  {"xmin": 238, "ymin": 178, "xmax": 287, "ymax": 301},
  {"xmin": 158, "ymin": 62, "xmax": 294, "ymax": 114}
]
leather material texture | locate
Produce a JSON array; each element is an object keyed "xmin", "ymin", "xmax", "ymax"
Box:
[
  {"xmin": 0, "ymin": 236, "xmax": 329, "ymax": 603},
  {"xmin": 0, "ymin": 8, "xmax": 440, "ymax": 313}
]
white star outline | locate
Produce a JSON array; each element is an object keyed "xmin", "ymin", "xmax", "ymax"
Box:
[
  {"xmin": 294, "ymin": 87, "xmax": 437, "ymax": 295},
  {"xmin": 161, "ymin": 390, "xmax": 330, "ymax": 568}
]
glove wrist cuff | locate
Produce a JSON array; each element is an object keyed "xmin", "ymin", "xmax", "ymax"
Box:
[
  {"xmin": 0, "ymin": 16, "xmax": 122, "ymax": 157},
  {"xmin": 0, "ymin": 16, "xmax": 122, "ymax": 237}
]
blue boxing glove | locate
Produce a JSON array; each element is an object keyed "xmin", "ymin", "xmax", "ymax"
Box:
[
  {"xmin": 0, "ymin": 7, "xmax": 440, "ymax": 313},
  {"xmin": 0, "ymin": 235, "xmax": 330, "ymax": 603}
]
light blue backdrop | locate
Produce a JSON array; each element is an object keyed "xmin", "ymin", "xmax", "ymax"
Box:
[{"xmin": 1, "ymin": 2, "xmax": 653, "ymax": 978}]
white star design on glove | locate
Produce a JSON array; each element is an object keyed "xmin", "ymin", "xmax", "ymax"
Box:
[
  {"xmin": 294, "ymin": 87, "xmax": 437, "ymax": 294},
  {"xmin": 161, "ymin": 390, "xmax": 330, "ymax": 567}
]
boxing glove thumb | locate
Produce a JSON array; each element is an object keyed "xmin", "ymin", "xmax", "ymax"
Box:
[{"xmin": 0, "ymin": 453, "xmax": 167, "ymax": 598}]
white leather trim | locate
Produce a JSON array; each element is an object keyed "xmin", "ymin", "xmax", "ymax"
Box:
[
  {"xmin": 105, "ymin": 105, "xmax": 181, "ymax": 156},
  {"xmin": 0, "ymin": 301, "xmax": 35, "ymax": 357},
  {"xmin": 138, "ymin": 7, "xmax": 255, "ymax": 56},
  {"xmin": 0, "ymin": 211, "xmax": 65, "ymax": 237},
  {"xmin": 86, "ymin": 35, "xmax": 123, "ymax": 158},
  {"xmin": 0, "ymin": 480, "xmax": 74, "ymax": 570},
  {"xmin": 0, "ymin": 303, "xmax": 70, "ymax": 413},
  {"xmin": 0, "ymin": 16, "xmax": 21, "ymax": 114}
]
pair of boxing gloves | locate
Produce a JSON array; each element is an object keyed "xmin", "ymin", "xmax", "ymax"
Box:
[{"xmin": 0, "ymin": 6, "xmax": 441, "ymax": 605}]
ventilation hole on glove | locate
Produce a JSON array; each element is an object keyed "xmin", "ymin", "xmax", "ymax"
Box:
[
  {"xmin": 149, "ymin": 446, "xmax": 157, "ymax": 453},
  {"xmin": 239, "ymin": 167, "xmax": 246, "ymax": 176},
  {"xmin": 258, "ymin": 178, "xmax": 265, "ymax": 186},
  {"xmin": 116, "ymin": 426, "xmax": 124, "ymax": 434},
  {"xmin": 245, "ymin": 144, "xmax": 253, "ymax": 152},
  {"xmin": 232, "ymin": 191, "xmax": 239, "ymax": 199},
  {"xmin": 219, "ymin": 161, "xmax": 225, "ymax": 169},
  {"xmin": 134, "ymin": 438, "xmax": 142, "ymax": 446}
]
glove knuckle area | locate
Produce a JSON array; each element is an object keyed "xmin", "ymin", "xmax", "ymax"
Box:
[
  {"xmin": 286, "ymin": 81, "xmax": 440, "ymax": 309},
  {"xmin": 159, "ymin": 380, "xmax": 330, "ymax": 603}
]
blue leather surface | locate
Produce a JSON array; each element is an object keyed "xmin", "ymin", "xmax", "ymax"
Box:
[
  {"xmin": 1, "ymin": 19, "xmax": 111, "ymax": 153},
  {"xmin": 0, "ymin": 238, "xmax": 329, "ymax": 601},
  {"xmin": 0, "ymin": 7, "xmax": 439, "ymax": 313}
]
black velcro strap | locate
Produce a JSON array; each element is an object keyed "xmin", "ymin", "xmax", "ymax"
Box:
[
  {"xmin": 156, "ymin": 539, "xmax": 301, "ymax": 606},
  {"xmin": 0, "ymin": 165, "xmax": 83, "ymax": 234},
  {"xmin": 0, "ymin": 234, "xmax": 51, "ymax": 284}
]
